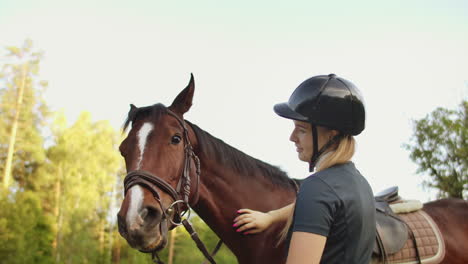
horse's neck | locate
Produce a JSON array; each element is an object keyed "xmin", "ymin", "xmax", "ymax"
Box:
[{"xmin": 192, "ymin": 154, "xmax": 296, "ymax": 262}]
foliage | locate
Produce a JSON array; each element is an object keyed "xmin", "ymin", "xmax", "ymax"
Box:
[
  {"xmin": 0, "ymin": 39, "xmax": 239, "ymax": 264},
  {"xmin": 405, "ymin": 100, "xmax": 468, "ymax": 199},
  {"xmin": 43, "ymin": 112, "xmax": 123, "ymax": 264},
  {"xmin": 0, "ymin": 191, "xmax": 54, "ymax": 264},
  {"xmin": 159, "ymin": 214, "xmax": 237, "ymax": 264},
  {"xmin": 0, "ymin": 39, "xmax": 49, "ymax": 190}
]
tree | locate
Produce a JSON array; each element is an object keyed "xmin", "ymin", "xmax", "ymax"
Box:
[
  {"xmin": 158, "ymin": 214, "xmax": 237, "ymax": 264},
  {"xmin": 0, "ymin": 40, "xmax": 54, "ymax": 263},
  {"xmin": 42, "ymin": 112, "xmax": 122, "ymax": 263},
  {"xmin": 405, "ymin": 100, "xmax": 468, "ymax": 199},
  {"xmin": 0, "ymin": 39, "xmax": 49, "ymax": 191},
  {"xmin": 0, "ymin": 191, "xmax": 54, "ymax": 264}
]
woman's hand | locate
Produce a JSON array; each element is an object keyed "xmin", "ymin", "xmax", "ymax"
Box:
[{"xmin": 232, "ymin": 209, "xmax": 274, "ymax": 234}]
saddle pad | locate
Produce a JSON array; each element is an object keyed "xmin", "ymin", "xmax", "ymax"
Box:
[
  {"xmin": 385, "ymin": 210, "xmax": 445, "ymax": 264},
  {"xmin": 390, "ymin": 200, "xmax": 423, "ymax": 214}
]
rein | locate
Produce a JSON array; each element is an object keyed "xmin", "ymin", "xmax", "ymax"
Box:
[{"xmin": 122, "ymin": 109, "xmax": 221, "ymax": 264}]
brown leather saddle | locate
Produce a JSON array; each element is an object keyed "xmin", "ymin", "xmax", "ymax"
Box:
[{"xmin": 373, "ymin": 186, "xmax": 421, "ymax": 264}]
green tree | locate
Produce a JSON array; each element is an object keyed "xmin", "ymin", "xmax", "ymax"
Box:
[
  {"xmin": 175, "ymin": 215, "xmax": 236, "ymax": 264},
  {"xmin": 0, "ymin": 191, "xmax": 54, "ymax": 264},
  {"xmin": 405, "ymin": 100, "xmax": 468, "ymax": 199},
  {"xmin": 113, "ymin": 213, "xmax": 237, "ymax": 264},
  {"xmin": 42, "ymin": 112, "xmax": 122, "ymax": 263},
  {"xmin": 0, "ymin": 39, "xmax": 54, "ymax": 264},
  {"xmin": 153, "ymin": 214, "xmax": 237, "ymax": 264},
  {"xmin": 0, "ymin": 39, "xmax": 49, "ymax": 191}
]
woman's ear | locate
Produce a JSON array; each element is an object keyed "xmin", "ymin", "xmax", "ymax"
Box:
[{"xmin": 329, "ymin": 129, "xmax": 340, "ymax": 139}]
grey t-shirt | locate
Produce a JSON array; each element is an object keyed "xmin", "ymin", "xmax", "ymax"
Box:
[{"xmin": 289, "ymin": 162, "xmax": 375, "ymax": 264}]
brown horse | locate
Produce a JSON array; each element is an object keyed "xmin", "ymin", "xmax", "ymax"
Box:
[{"xmin": 117, "ymin": 75, "xmax": 468, "ymax": 264}]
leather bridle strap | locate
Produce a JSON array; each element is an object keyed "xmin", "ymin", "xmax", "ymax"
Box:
[
  {"xmin": 166, "ymin": 109, "xmax": 200, "ymax": 205},
  {"xmin": 124, "ymin": 169, "xmax": 185, "ymax": 227},
  {"xmin": 182, "ymin": 219, "xmax": 219, "ymax": 264},
  {"xmin": 166, "ymin": 110, "xmax": 220, "ymax": 264},
  {"xmin": 124, "ymin": 170, "xmax": 179, "ymax": 202}
]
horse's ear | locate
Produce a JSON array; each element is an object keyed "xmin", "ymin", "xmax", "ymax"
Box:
[
  {"xmin": 129, "ymin": 104, "xmax": 138, "ymax": 118},
  {"xmin": 123, "ymin": 104, "xmax": 138, "ymax": 132},
  {"xmin": 169, "ymin": 73, "xmax": 195, "ymax": 115}
]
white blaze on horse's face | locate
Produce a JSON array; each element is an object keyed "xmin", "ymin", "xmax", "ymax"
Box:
[
  {"xmin": 127, "ymin": 185, "xmax": 144, "ymax": 230},
  {"xmin": 137, "ymin": 122, "xmax": 154, "ymax": 169},
  {"xmin": 126, "ymin": 122, "xmax": 154, "ymax": 229}
]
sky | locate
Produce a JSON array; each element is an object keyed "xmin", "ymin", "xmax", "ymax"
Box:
[{"xmin": 1, "ymin": 0, "xmax": 467, "ymax": 202}]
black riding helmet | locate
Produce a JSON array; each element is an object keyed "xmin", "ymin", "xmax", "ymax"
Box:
[{"xmin": 274, "ymin": 74, "xmax": 365, "ymax": 171}]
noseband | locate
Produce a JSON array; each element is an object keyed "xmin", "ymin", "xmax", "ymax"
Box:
[{"xmin": 123, "ymin": 109, "xmax": 200, "ymax": 226}]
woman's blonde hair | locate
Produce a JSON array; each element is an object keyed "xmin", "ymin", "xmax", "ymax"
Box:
[{"xmin": 277, "ymin": 135, "xmax": 356, "ymax": 244}]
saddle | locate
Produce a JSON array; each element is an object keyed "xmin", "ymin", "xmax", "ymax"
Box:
[
  {"xmin": 375, "ymin": 186, "xmax": 400, "ymax": 204},
  {"xmin": 373, "ymin": 186, "xmax": 420, "ymax": 263}
]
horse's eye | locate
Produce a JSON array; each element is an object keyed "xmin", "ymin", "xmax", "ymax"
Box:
[{"xmin": 171, "ymin": 135, "xmax": 182, "ymax": 144}]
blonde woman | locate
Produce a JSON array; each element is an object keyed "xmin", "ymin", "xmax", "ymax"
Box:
[{"xmin": 233, "ymin": 74, "xmax": 375, "ymax": 264}]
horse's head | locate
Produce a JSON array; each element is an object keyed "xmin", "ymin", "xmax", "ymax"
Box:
[{"xmin": 117, "ymin": 74, "xmax": 199, "ymax": 252}]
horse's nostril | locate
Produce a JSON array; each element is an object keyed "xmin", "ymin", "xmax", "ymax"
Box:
[
  {"xmin": 147, "ymin": 207, "xmax": 159, "ymax": 219},
  {"xmin": 140, "ymin": 206, "xmax": 161, "ymax": 230},
  {"xmin": 140, "ymin": 208, "xmax": 148, "ymax": 219}
]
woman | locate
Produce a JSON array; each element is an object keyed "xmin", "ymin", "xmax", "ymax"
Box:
[{"xmin": 233, "ymin": 74, "xmax": 376, "ymax": 264}]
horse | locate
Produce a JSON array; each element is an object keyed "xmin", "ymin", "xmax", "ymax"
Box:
[{"xmin": 117, "ymin": 75, "xmax": 468, "ymax": 264}]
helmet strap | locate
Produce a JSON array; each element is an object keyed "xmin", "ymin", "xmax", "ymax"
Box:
[
  {"xmin": 309, "ymin": 125, "xmax": 319, "ymax": 172},
  {"xmin": 309, "ymin": 127, "xmax": 343, "ymax": 172}
]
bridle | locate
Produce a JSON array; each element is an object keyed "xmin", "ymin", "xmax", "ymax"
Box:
[{"xmin": 121, "ymin": 109, "xmax": 221, "ymax": 264}]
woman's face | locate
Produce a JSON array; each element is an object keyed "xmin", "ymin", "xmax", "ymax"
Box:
[
  {"xmin": 290, "ymin": 121, "xmax": 313, "ymax": 162},
  {"xmin": 289, "ymin": 120, "xmax": 336, "ymax": 162}
]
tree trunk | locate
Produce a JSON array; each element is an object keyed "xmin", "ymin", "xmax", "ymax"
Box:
[
  {"xmin": 99, "ymin": 218, "xmax": 105, "ymax": 263},
  {"xmin": 52, "ymin": 174, "xmax": 61, "ymax": 254},
  {"xmin": 113, "ymin": 234, "xmax": 121, "ymax": 264},
  {"xmin": 55, "ymin": 207, "xmax": 64, "ymax": 264},
  {"xmin": 2, "ymin": 63, "xmax": 27, "ymax": 190},
  {"xmin": 107, "ymin": 178, "xmax": 118, "ymax": 264},
  {"xmin": 168, "ymin": 228, "xmax": 177, "ymax": 264},
  {"xmin": 54, "ymin": 165, "xmax": 64, "ymax": 264}
]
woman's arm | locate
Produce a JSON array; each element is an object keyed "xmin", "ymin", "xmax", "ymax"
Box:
[
  {"xmin": 233, "ymin": 203, "xmax": 295, "ymax": 234},
  {"xmin": 287, "ymin": 232, "xmax": 326, "ymax": 264}
]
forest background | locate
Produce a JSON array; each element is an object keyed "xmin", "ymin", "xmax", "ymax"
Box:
[{"xmin": 0, "ymin": 40, "xmax": 231, "ymax": 264}]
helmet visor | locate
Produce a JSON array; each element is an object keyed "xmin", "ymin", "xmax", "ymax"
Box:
[{"xmin": 273, "ymin": 103, "xmax": 308, "ymax": 121}]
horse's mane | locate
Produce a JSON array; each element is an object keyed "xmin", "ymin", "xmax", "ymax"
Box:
[
  {"xmin": 122, "ymin": 103, "xmax": 297, "ymax": 191},
  {"xmin": 186, "ymin": 121, "xmax": 296, "ymax": 191}
]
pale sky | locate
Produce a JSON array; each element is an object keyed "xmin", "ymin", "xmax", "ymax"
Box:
[{"xmin": 1, "ymin": 0, "xmax": 467, "ymax": 202}]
